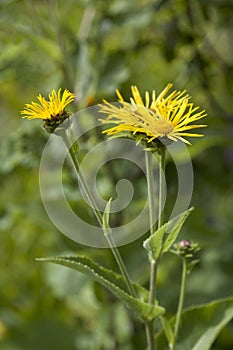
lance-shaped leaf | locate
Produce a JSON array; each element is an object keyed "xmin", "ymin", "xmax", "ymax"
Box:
[
  {"xmin": 143, "ymin": 207, "xmax": 194, "ymax": 261},
  {"xmin": 156, "ymin": 296, "xmax": 233, "ymax": 350},
  {"xmin": 103, "ymin": 197, "xmax": 112, "ymax": 235},
  {"xmin": 37, "ymin": 255, "xmax": 165, "ymax": 321}
]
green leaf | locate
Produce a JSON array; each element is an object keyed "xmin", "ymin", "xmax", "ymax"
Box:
[
  {"xmin": 37, "ymin": 255, "xmax": 165, "ymax": 321},
  {"xmin": 156, "ymin": 296, "xmax": 233, "ymax": 350},
  {"xmin": 160, "ymin": 316, "xmax": 174, "ymax": 348},
  {"xmin": 103, "ymin": 197, "xmax": 112, "ymax": 234},
  {"xmin": 143, "ymin": 208, "xmax": 194, "ymax": 261}
]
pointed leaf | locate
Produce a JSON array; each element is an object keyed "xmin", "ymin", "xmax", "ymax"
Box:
[
  {"xmin": 103, "ymin": 198, "xmax": 112, "ymax": 234},
  {"xmin": 160, "ymin": 316, "xmax": 174, "ymax": 348},
  {"xmin": 156, "ymin": 296, "xmax": 233, "ymax": 350},
  {"xmin": 143, "ymin": 208, "xmax": 194, "ymax": 261},
  {"xmin": 37, "ymin": 255, "xmax": 165, "ymax": 321}
]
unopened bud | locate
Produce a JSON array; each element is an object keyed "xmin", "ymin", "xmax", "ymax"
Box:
[
  {"xmin": 173, "ymin": 240, "xmax": 200, "ymax": 265},
  {"xmin": 43, "ymin": 113, "xmax": 72, "ymax": 135},
  {"xmin": 178, "ymin": 239, "xmax": 191, "ymax": 250}
]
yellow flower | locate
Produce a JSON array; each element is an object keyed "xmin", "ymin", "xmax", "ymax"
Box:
[
  {"xmin": 20, "ymin": 89, "xmax": 75, "ymax": 120},
  {"xmin": 99, "ymin": 83, "xmax": 207, "ymax": 145}
]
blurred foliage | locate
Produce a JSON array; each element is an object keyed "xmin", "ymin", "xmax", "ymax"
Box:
[{"xmin": 0, "ymin": 0, "xmax": 233, "ymax": 349}]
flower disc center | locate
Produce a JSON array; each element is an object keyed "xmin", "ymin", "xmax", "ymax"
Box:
[{"xmin": 152, "ymin": 118, "xmax": 174, "ymax": 135}]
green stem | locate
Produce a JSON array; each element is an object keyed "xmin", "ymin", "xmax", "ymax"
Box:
[
  {"xmin": 105, "ymin": 233, "xmax": 136, "ymax": 298},
  {"xmin": 145, "ymin": 151, "xmax": 156, "ymax": 235},
  {"xmin": 158, "ymin": 148, "xmax": 166, "ymax": 229},
  {"xmin": 145, "ymin": 321, "xmax": 156, "ymax": 350},
  {"xmin": 145, "ymin": 151, "xmax": 157, "ymax": 304},
  {"xmin": 61, "ymin": 130, "xmax": 136, "ymax": 298},
  {"xmin": 146, "ymin": 148, "xmax": 166, "ymax": 302},
  {"xmin": 61, "ymin": 131, "xmax": 102, "ymax": 225},
  {"xmin": 173, "ymin": 258, "xmax": 187, "ymax": 348},
  {"xmin": 145, "ymin": 148, "xmax": 166, "ymax": 350}
]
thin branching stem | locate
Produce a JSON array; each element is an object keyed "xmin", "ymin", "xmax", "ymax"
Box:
[{"xmin": 61, "ymin": 130, "xmax": 136, "ymax": 298}]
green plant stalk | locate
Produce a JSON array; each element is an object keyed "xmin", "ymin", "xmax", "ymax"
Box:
[
  {"xmin": 145, "ymin": 151, "xmax": 156, "ymax": 235},
  {"xmin": 158, "ymin": 148, "xmax": 166, "ymax": 229},
  {"xmin": 61, "ymin": 131, "xmax": 102, "ymax": 225},
  {"xmin": 61, "ymin": 130, "xmax": 136, "ymax": 298},
  {"xmin": 149, "ymin": 148, "xmax": 166, "ymax": 302},
  {"xmin": 144, "ymin": 148, "xmax": 166, "ymax": 350},
  {"xmin": 172, "ymin": 258, "xmax": 188, "ymax": 349},
  {"xmin": 145, "ymin": 151, "xmax": 157, "ymax": 305},
  {"xmin": 145, "ymin": 321, "xmax": 156, "ymax": 350}
]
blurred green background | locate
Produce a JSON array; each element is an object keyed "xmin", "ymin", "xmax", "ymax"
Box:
[{"xmin": 1, "ymin": 0, "xmax": 233, "ymax": 349}]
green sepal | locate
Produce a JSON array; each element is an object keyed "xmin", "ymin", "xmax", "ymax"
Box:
[
  {"xmin": 42, "ymin": 114, "xmax": 71, "ymax": 135},
  {"xmin": 37, "ymin": 255, "xmax": 165, "ymax": 321},
  {"xmin": 135, "ymin": 134, "xmax": 146, "ymax": 145},
  {"xmin": 143, "ymin": 207, "xmax": 194, "ymax": 261}
]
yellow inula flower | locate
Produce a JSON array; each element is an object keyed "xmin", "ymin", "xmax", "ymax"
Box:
[
  {"xmin": 99, "ymin": 83, "xmax": 207, "ymax": 145},
  {"xmin": 20, "ymin": 89, "xmax": 75, "ymax": 120}
]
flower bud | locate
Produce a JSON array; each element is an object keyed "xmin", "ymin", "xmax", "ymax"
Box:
[{"xmin": 172, "ymin": 240, "xmax": 201, "ymax": 273}]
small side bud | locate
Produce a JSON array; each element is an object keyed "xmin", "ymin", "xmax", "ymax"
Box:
[
  {"xmin": 178, "ymin": 239, "xmax": 192, "ymax": 251},
  {"xmin": 172, "ymin": 240, "xmax": 201, "ymax": 273}
]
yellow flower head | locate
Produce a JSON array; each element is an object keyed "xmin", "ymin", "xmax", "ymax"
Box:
[
  {"xmin": 20, "ymin": 88, "xmax": 76, "ymax": 120},
  {"xmin": 99, "ymin": 83, "xmax": 207, "ymax": 145}
]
